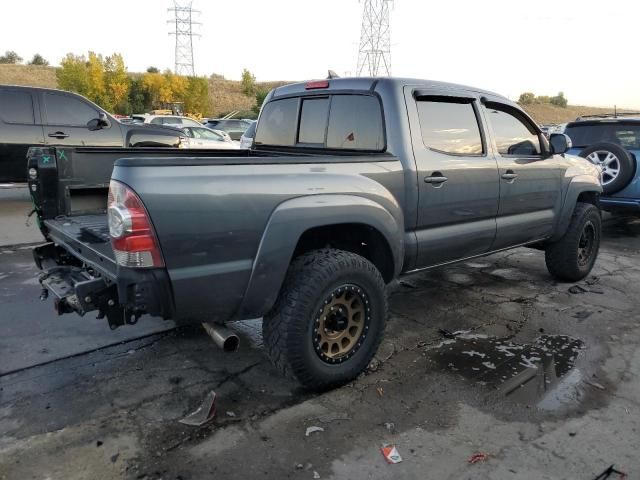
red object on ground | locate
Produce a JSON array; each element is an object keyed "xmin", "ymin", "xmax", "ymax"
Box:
[{"xmin": 468, "ymin": 453, "xmax": 490, "ymax": 464}]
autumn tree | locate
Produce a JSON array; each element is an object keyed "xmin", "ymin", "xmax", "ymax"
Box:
[
  {"xmin": 105, "ymin": 53, "xmax": 130, "ymax": 113},
  {"xmin": 241, "ymin": 68, "xmax": 256, "ymax": 96},
  {"xmin": 56, "ymin": 53, "xmax": 90, "ymax": 96}
]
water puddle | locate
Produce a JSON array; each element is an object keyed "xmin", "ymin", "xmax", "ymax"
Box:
[{"xmin": 428, "ymin": 334, "xmax": 585, "ymax": 410}]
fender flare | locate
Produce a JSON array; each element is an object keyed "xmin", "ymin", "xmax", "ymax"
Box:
[
  {"xmin": 236, "ymin": 194, "xmax": 404, "ymax": 319},
  {"xmin": 551, "ymin": 175, "xmax": 602, "ymax": 241}
]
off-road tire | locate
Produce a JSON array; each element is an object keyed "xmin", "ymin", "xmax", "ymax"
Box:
[
  {"xmin": 263, "ymin": 249, "xmax": 387, "ymax": 391},
  {"xmin": 545, "ymin": 203, "xmax": 601, "ymax": 282}
]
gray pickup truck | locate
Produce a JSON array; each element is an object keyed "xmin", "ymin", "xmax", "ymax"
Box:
[{"xmin": 30, "ymin": 77, "xmax": 602, "ymax": 391}]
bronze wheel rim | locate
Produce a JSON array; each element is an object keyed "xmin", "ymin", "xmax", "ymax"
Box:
[
  {"xmin": 313, "ymin": 284, "xmax": 371, "ymax": 364},
  {"xmin": 578, "ymin": 220, "xmax": 596, "ymax": 266}
]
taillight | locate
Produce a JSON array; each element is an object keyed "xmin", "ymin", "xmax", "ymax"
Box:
[{"xmin": 108, "ymin": 180, "xmax": 164, "ymax": 268}]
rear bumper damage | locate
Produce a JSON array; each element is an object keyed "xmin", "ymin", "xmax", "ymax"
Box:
[{"xmin": 34, "ymin": 242, "xmax": 174, "ymax": 329}]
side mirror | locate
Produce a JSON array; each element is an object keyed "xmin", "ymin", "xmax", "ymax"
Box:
[
  {"xmin": 87, "ymin": 112, "xmax": 110, "ymax": 131},
  {"xmin": 549, "ymin": 133, "xmax": 572, "ymax": 155}
]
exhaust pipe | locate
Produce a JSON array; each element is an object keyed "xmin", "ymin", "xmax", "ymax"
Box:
[{"xmin": 202, "ymin": 322, "xmax": 240, "ymax": 352}]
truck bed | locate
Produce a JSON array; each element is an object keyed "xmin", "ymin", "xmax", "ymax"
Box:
[{"xmin": 44, "ymin": 215, "xmax": 117, "ymax": 279}]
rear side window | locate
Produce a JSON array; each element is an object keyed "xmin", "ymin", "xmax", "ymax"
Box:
[
  {"xmin": 416, "ymin": 99, "xmax": 483, "ymax": 155},
  {"xmin": 298, "ymin": 98, "xmax": 329, "ymax": 144},
  {"xmin": 486, "ymin": 105, "xmax": 541, "ymax": 156},
  {"xmin": 0, "ymin": 90, "xmax": 35, "ymax": 124},
  {"xmin": 43, "ymin": 93, "xmax": 98, "ymax": 126}
]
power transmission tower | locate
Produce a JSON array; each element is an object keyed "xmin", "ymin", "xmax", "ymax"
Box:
[
  {"xmin": 168, "ymin": 1, "xmax": 200, "ymax": 76},
  {"xmin": 356, "ymin": 0, "xmax": 393, "ymax": 77}
]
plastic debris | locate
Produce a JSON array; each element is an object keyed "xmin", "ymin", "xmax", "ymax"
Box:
[
  {"xmin": 305, "ymin": 426, "xmax": 324, "ymax": 437},
  {"xmin": 313, "ymin": 471, "xmax": 320, "ymax": 479},
  {"xmin": 586, "ymin": 380, "xmax": 606, "ymax": 391},
  {"xmin": 381, "ymin": 444, "xmax": 403, "ymax": 464},
  {"xmin": 179, "ymin": 391, "xmax": 217, "ymax": 426},
  {"xmin": 468, "ymin": 453, "xmax": 490, "ymax": 464},
  {"xmin": 226, "ymin": 411, "xmax": 236, "ymax": 417},
  {"xmin": 594, "ymin": 464, "xmax": 627, "ymax": 479},
  {"xmin": 568, "ymin": 285, "xmax": 588, "ymax": 294},
  {"xmin": 376, "ymin": 387, "xmax": 384, "ymax": 396},
  {"xmin": 384, "ymin": 422, "xmax": 395, "ymax": 432}
]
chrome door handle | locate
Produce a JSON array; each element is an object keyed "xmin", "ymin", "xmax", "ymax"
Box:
[
  {"xmin": 424, "ymin": 175, "xmax": 448, "ymax": 184},
  {"xmin": 501, "ymin": 171, "xmax": 518, "ymax": 181},
  {"xmin": 48, "ymin": 132, "xmax": 69, "ymax": 139}
]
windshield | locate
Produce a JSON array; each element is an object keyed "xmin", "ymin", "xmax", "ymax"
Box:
[{"xmin": 565, "ymin": 122, "xmax": 640, "ymax": 150}]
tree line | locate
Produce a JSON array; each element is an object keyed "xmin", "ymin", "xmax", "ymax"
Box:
[
  {"xmin": 0, "ymin": 50, "xmax": 48, "ymax": 65},
  {"xmin": 518, "ymin": 91, "xmax": 568, "ymax": 108}
]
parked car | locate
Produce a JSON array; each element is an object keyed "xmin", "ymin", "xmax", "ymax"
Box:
[
  {"xmin": 0, "ymin": 86, "xmax": 188, "ymax": 183},
  {"xmin": 239, "ymin": 121, "xmax": 256, "ymax": 149},
  {"xmin": 181, "ymin": 126, "xmax": 239, "ymax": 149},
  {"xmin": 132, "ymin": 114, "xmax": 204, "ymax": 128},
  {"xmin": 565, "ymin": 114, "xmax": 640, "ymax": 212},
  {"xmin": 30, "ymin": 77, "xmax": 601, "ymax": 391},
  {"xmin": 203, "ymin": 119, "xmax": 252, "ymax": 140}
]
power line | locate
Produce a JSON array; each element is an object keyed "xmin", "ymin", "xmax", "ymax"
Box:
[
  {"xmin": 356, "ymin": 0, "xmax": 393, "ymax": 77},
  {"xmin": 168, "ymin": 1, "xmax": 201, "ymax": 76}
]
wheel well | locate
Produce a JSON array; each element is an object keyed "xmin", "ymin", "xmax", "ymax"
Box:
[
  {"xmin": 292, "ymin": 223, "xmax": 395, "ymax": 283},
  {"xmin": 577, "ymin": 191, "xmax": 600, "ymax": 207}
]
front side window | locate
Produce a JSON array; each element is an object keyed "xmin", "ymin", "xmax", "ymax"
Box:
[
  {"xmin": 43, "ymin": 93, "xmax": 98, "ymax": 126},
  {"xmin": 416, "ymin": 99, "xmax": 483, "ymax": 155},
  {"xmin": 0, "ymin": 90, "xmax": 35, "ymax": 124},
  {"xmin": 486, "ymin": 105, "xmax": 541, "ymax": 156}
]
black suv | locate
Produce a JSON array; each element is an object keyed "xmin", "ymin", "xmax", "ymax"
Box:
[{"xmin": 0, "ymin": 86, "xmax": 186, "ymax": 183}]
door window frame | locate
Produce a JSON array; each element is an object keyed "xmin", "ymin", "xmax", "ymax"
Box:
[
  {"xmin": 40, "ymin": 91, "xmax": 101, "ymax": 128},
  {"xmin": 413, "ymin": 93, "xmax": 488, "ymax": 157},
  {"xmin": 482, "ymin": 100, "xmax": 547, "ymax": 158}
]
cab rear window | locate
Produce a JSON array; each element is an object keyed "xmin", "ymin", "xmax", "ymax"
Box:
[{"xmin": 255, "ymin": 94, "xmax": 385, "ymax": 151}]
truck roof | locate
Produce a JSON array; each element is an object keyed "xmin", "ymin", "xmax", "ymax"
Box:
[{"xmin": 272, "ymin": 77, "xmax": 511, "ymax": 104}]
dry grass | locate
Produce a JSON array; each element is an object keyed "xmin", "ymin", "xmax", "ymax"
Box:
[
  {"xmin": 208, "ymin": 79, "xmax": 289, "ymax": 116},
  {"xmin": 521, "ymin": 103, "xmax": 626, "ymax": 124},
  {"xmin": 0, "ymin": 64, "xmax": 58, "ymax": 88}
]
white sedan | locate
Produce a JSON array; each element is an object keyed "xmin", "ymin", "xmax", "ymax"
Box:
[{"xmin": 181, "ymin": 126, "xmax": 240, "ymax": 149}]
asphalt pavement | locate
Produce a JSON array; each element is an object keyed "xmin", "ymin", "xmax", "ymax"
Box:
[{"xmin": 1, "ymin": 215, "xmax": 639, "ymax": 479}]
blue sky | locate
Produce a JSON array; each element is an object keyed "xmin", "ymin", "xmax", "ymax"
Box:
[{"xmin": 2, "ymin": 0, "xmax": 639, "ymax": 107}]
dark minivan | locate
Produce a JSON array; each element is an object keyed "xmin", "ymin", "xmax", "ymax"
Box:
[{"xmin": 0, "ymin": 85, "xmax": 186, "ymax": 183}]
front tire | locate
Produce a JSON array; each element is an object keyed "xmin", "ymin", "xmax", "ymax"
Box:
[
  {"xmin": 545, "ymin": 203, "xmax": 601, "ymax": 282},
  {"xmin": 263, "ymin": 249, "xmax": 387, "ymax": 392}
]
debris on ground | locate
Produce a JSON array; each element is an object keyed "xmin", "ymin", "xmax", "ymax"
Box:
[
  {"xmin": 468, "ymin": 452, "xmax": 490, "ymax": 464},
  {"xmin": 384, "ymin": 422, "xmax": 395, "ymax": 432},
  {"xmin": 226, "ymin": 411, "xmax": 236, "ymax": 417},
  {"xmin": 305, "ymin": 426, "xmax": 324, "ymax": 437},
  {"xmin": 568, "ymin": 285, "xmax": 588, "ymax": 294},
  {"xmin": 313, "ymin": 471, "xmax": 320, "ymax": 479},
  {"xmin": 586, "ymin": 380, "xmax": 606, "ymax": 391},
  {"xmin": 573, "ymin": 310, "xmax": 593, "ymax": 320},
  {"xmin": 439, "ymin": 328, "xmax": 470, "ymax": 339},
  {"xmin": 377, "ymin": 387, "xmax": 384, "ymax": 396},
  {"xmin": 594, "ymin": 464, "xmax": 627, "ymax": 479},
  {"xmin": 381, "ymin": 444, "xmax": 403, "ymax": 464},
  {"xmin": 179, "ymin": 391, "xmax": 217, "ymax": 426}
]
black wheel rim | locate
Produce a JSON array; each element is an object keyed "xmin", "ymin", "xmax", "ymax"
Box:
[
  {"xmin": 313, "ymin": 284, "xmax": 371, "ymax": 364},
  {"xmin": 578, "ymin": 221, "xmax": 596, "ymax": 266}
]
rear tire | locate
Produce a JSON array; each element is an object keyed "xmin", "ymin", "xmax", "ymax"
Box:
[
  {"xmin": 545, "ymin": 203, "xmax": 601, "ymax": 282},
  {"xmin": 263, "ymin": 249, "xmax": 387, "ymax": 392}
]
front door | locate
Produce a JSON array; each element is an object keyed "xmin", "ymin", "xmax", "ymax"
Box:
[
  {"xmin": 406, "ymin": 89, "xmax": 500, "ymax": 268},
  {"xmin": 40, "ymin": 91, "xmax": 122, "ymax": 148},
  {"xmin": 482, "ymin": 101, "xmax": 563, "ymax": 250}
]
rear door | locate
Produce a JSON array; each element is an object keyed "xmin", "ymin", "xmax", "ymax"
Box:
[
  {"xmin": 405, "ymin": 88, "xmax": 500, "ymax": 267},
  {"xmin": 0, "ymin": 88, "xmax": 44, "ymax": 182},
  {"xmin": 482, "ymin": 101, "xmax": 563, "ymax": 249},
  {"xmin": 40, "ymin": 91, "xmax": 122, "ymax": 147}
]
